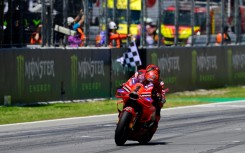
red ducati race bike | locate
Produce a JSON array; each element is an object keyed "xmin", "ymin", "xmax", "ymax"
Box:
[{"xmin": 114, "ymin": 81, "xmax": 168, "ymax": 146}]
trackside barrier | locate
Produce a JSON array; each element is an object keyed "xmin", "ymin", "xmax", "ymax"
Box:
[
  {"xmin": 145, "ymin": 46, "xmax": 245, "ymax": 92},
  {"xmin": 0, "ymin": 48, "xmax": 111, "ymax": 104},
  {"xmin": 1, "ymin": 46, "xmax": 245, "ymax": 105}
]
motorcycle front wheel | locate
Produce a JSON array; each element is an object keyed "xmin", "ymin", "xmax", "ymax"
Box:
[{"xmin": 114, "ymin": 111, "xmax": 132, "ymax": 146}]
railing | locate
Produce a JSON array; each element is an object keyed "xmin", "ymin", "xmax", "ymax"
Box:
[{"xmin": 0, "ymin": 0, "xmax": 245, "ymax": 48}]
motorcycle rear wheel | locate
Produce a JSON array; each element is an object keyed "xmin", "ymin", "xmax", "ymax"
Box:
[
  {"xmin": 138, "ymin": 131, "xmax": 154, "ymax": 144},
  {"xmin": 115, "ymin": 111, "xmax": 132, "ymax": 146}
]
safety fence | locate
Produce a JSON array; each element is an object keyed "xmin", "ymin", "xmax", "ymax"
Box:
[
  {"xmin": 1, "ymin": 0, "xmax": 245, "ymax": 48},
  {"xmin": 1, "ymin": 45, "xmax": 245, "ymax": 105}
]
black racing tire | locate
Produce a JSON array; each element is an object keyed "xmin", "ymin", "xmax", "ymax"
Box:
[{"xmin": 114, "ymin": 111, "xmax": 132, "ymax": 146}]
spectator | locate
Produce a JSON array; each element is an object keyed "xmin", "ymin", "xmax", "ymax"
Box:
[
  {"xmin": 215, "ymin": 26, "xmax": 231, "ymax": 45},
  {"xmin": 146, "ymin": 21, "xmax": 158, "ymax": 47},
  {"xmin": 67, "ymin": 9, "xmax": 86, "ymax": 47},
  {"xmin": 108, "ymin": 21, "xmax": 131, "ymax": 48},
  {"xmin": 137, "ymin": 17, "xmax": 153, "ymax": 36},
  {"xmin": 135, "ymin": 17, "xmax": 154, "ymax": 47},
  {"xmin": 30, "ymin": 24, "xmax": 42, "ymax": 45},
  {"xmin": 95, "ymin": 21, "xmax": 131, "ymax": 48}
]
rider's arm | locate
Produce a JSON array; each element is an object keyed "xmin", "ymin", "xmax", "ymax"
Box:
[{"xmin": 109, "ymin": 33, "xmax": 129, "ymax": 40}]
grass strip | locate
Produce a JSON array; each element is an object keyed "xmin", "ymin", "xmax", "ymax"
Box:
[{"xmin": 0, "ymin": 86, "xmax": 245, "ymax": 125}]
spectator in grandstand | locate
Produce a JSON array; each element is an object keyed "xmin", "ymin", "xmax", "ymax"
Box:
[
  {"xmin": 67, "ymin": 9, "xmax": 86, "ymax": 47},
  {"xmin": 135, "ymin": 17, "xmax": 154, "ymax": 47},
  {"xmin": 30, "ymin": 24, "xmax": 42, "ymax": 45},
  {"xmin": 95, "ymin": 21, "xmax": 131, "ymax": 48},
  {"xmin": 145, "ymin": 21, "xmax": 158, "ymax": 47},
  {"xmin": 215, "ymin": 26, "xmax": 231, "ymax": 45},
  {"xmin": 137, "ymin": 17, "xmax": 153, "ymax": 36}
]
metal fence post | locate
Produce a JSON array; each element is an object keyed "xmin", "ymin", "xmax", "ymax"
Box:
[
  {"xmin": 234, "ymin": 0, "xmax": 241, "ymax": 43},
  {"xmin": 113, "ymin": 0, "xmax": 116, "ymax": 22},
  {"xmin": 0, "ymin": 0, "xmax": 3, "ymax": 47},
  {"xmin": 50, "ymin": 0, "xmax": 54, "ymax": 46},
  {"xmin": 83, "ymin": 0, "xmax": 88, "ymax": 46},
  {"xmin": 127, "ymin": 0, "xmax": 130, "ymax": 46},
  {"xmin": 111, "ymin": 0, "xmax": 116, "ymax": 47},
  {"xmin": 191, "ymin": 0, "xmax": 194, "ymax": 46},
  {"xmin": 19, "ymin": 0, "xmax": 24, "ymax": 47},
  {"xmin": 140, "ymin": 0, "xmax": 146, "ymax": 47},
  {"xmin": 63, "ymin": 0, "xmax": 67, "ymax": 47},
  {"xmin": 41, "ymin": 0, "xmax": 46, "ymax": 47},
  {"xmin": 174, "ymin": 0, "xmax": 179, "ymax": 46},
  {"xmin": 206, "ymin": 0, "xmax": 210, "ymax": 45},
  {"xmin": 157, "ymin": 0, "xmax": 162, "ymax": 47},
  {"xmin": 99, "ymin": 0, "xmax": 103, "ymax": 37},
  {"xmin": 105, "ymin": 0, "xmax": 108, "ymax": 47},
  {"xmin": 9, "ymin": 0, "xmax": 13, "ymax": 46},
  {"xmin": 46, "ymin": 1, "xmax": 51, "ymax": 47},
  {"xmin": 221, "ymin": 0, "xmax": 225, "ymax": 45}
]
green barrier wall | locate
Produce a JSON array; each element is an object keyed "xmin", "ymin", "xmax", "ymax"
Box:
[
  {"xmin": 145, "ymin": 46, "xmax": 245, "ymax": 92},
  {"xmin": 0, "ymin": 48, "xmax": 111, "ymax": 104},
  {"xmin": 226, "ymin": 46, "xmax": 245, "ymax": 85},
  {"xmin": 1, "ymin": 46, "xmax": 245, "ymax": 105}
]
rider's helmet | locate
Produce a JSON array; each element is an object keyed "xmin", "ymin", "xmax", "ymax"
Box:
[
  {"xmin": 108, "ymin": 21, "xmax": 117, "ymax": 30},
  {"xmin": 146, "ymin": 64, "xmax": 160, "ymax": 75},
  {"xmin": 145, "ymin": 64, "xmax": 160, "ymax": 84},
  {"xmin": 145, "ymin": 69, "xmax": 159, "ymax": 84}
]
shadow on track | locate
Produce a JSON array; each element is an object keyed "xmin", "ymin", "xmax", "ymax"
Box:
[{"xmin": 124, "ymin": 141, "xmax": 168, "ymax": 146}]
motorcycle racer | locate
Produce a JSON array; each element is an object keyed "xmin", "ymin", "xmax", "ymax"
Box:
[
  {"xmin": 144, "ymin": 64, "xmax": 166, "ymax": 128},
  {"xmin": 123, "ymin": 64, "xmax": 167, "ymax": 125},
  {"xmin": 115, "ymin": 64, "xmax": 168, "ymax": 145}
]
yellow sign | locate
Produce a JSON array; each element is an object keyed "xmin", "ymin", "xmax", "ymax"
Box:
[{"xmin": 107, "ymin": 0, "xmax": 141, "ymax": 10}]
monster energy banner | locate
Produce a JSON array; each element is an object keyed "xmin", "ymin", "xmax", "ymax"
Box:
[
  {"xmin": 191, "ymin": 47, "xmax": 227, "ymax": 88},
  {"xmin": 1, "ymin": 46, "xmax": 245, "ymax": 105},
  {"xmin": 0, "ymin": 48, "xmax": 110, "ymax": 104},
  {"xmin": 68, "ymin": 49, "xmax": 110, "ymax": 99},
  {"xmin": 146, "ymin": 47, "xmax": 231, "ymax": 92},
  {"xmin": 226, "ymin": 46, "xmax": 245, "ymax": 85},
  {"xmin": 146, "ymin": 48, "xmax": 193, "ymax": 92}
]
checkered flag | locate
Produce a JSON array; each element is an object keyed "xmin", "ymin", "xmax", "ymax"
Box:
[{"xmin": 122, "ymin": 41, "xmax": 142, "ymax": 67}]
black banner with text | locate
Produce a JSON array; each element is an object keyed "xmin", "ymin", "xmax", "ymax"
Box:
[{"xmin": 1, "ymin": 46, "xmax": 245, "ymax": 105}]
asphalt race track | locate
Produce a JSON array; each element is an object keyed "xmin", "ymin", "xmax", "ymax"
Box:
[{"xmin": 0, "ymin": 101, "xmax": 245, "ymax": 153}]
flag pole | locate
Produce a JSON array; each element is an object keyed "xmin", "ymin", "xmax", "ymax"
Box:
[{"xmin": 135, "ymin": 66, "xmax": 138, "ymax": 73}]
